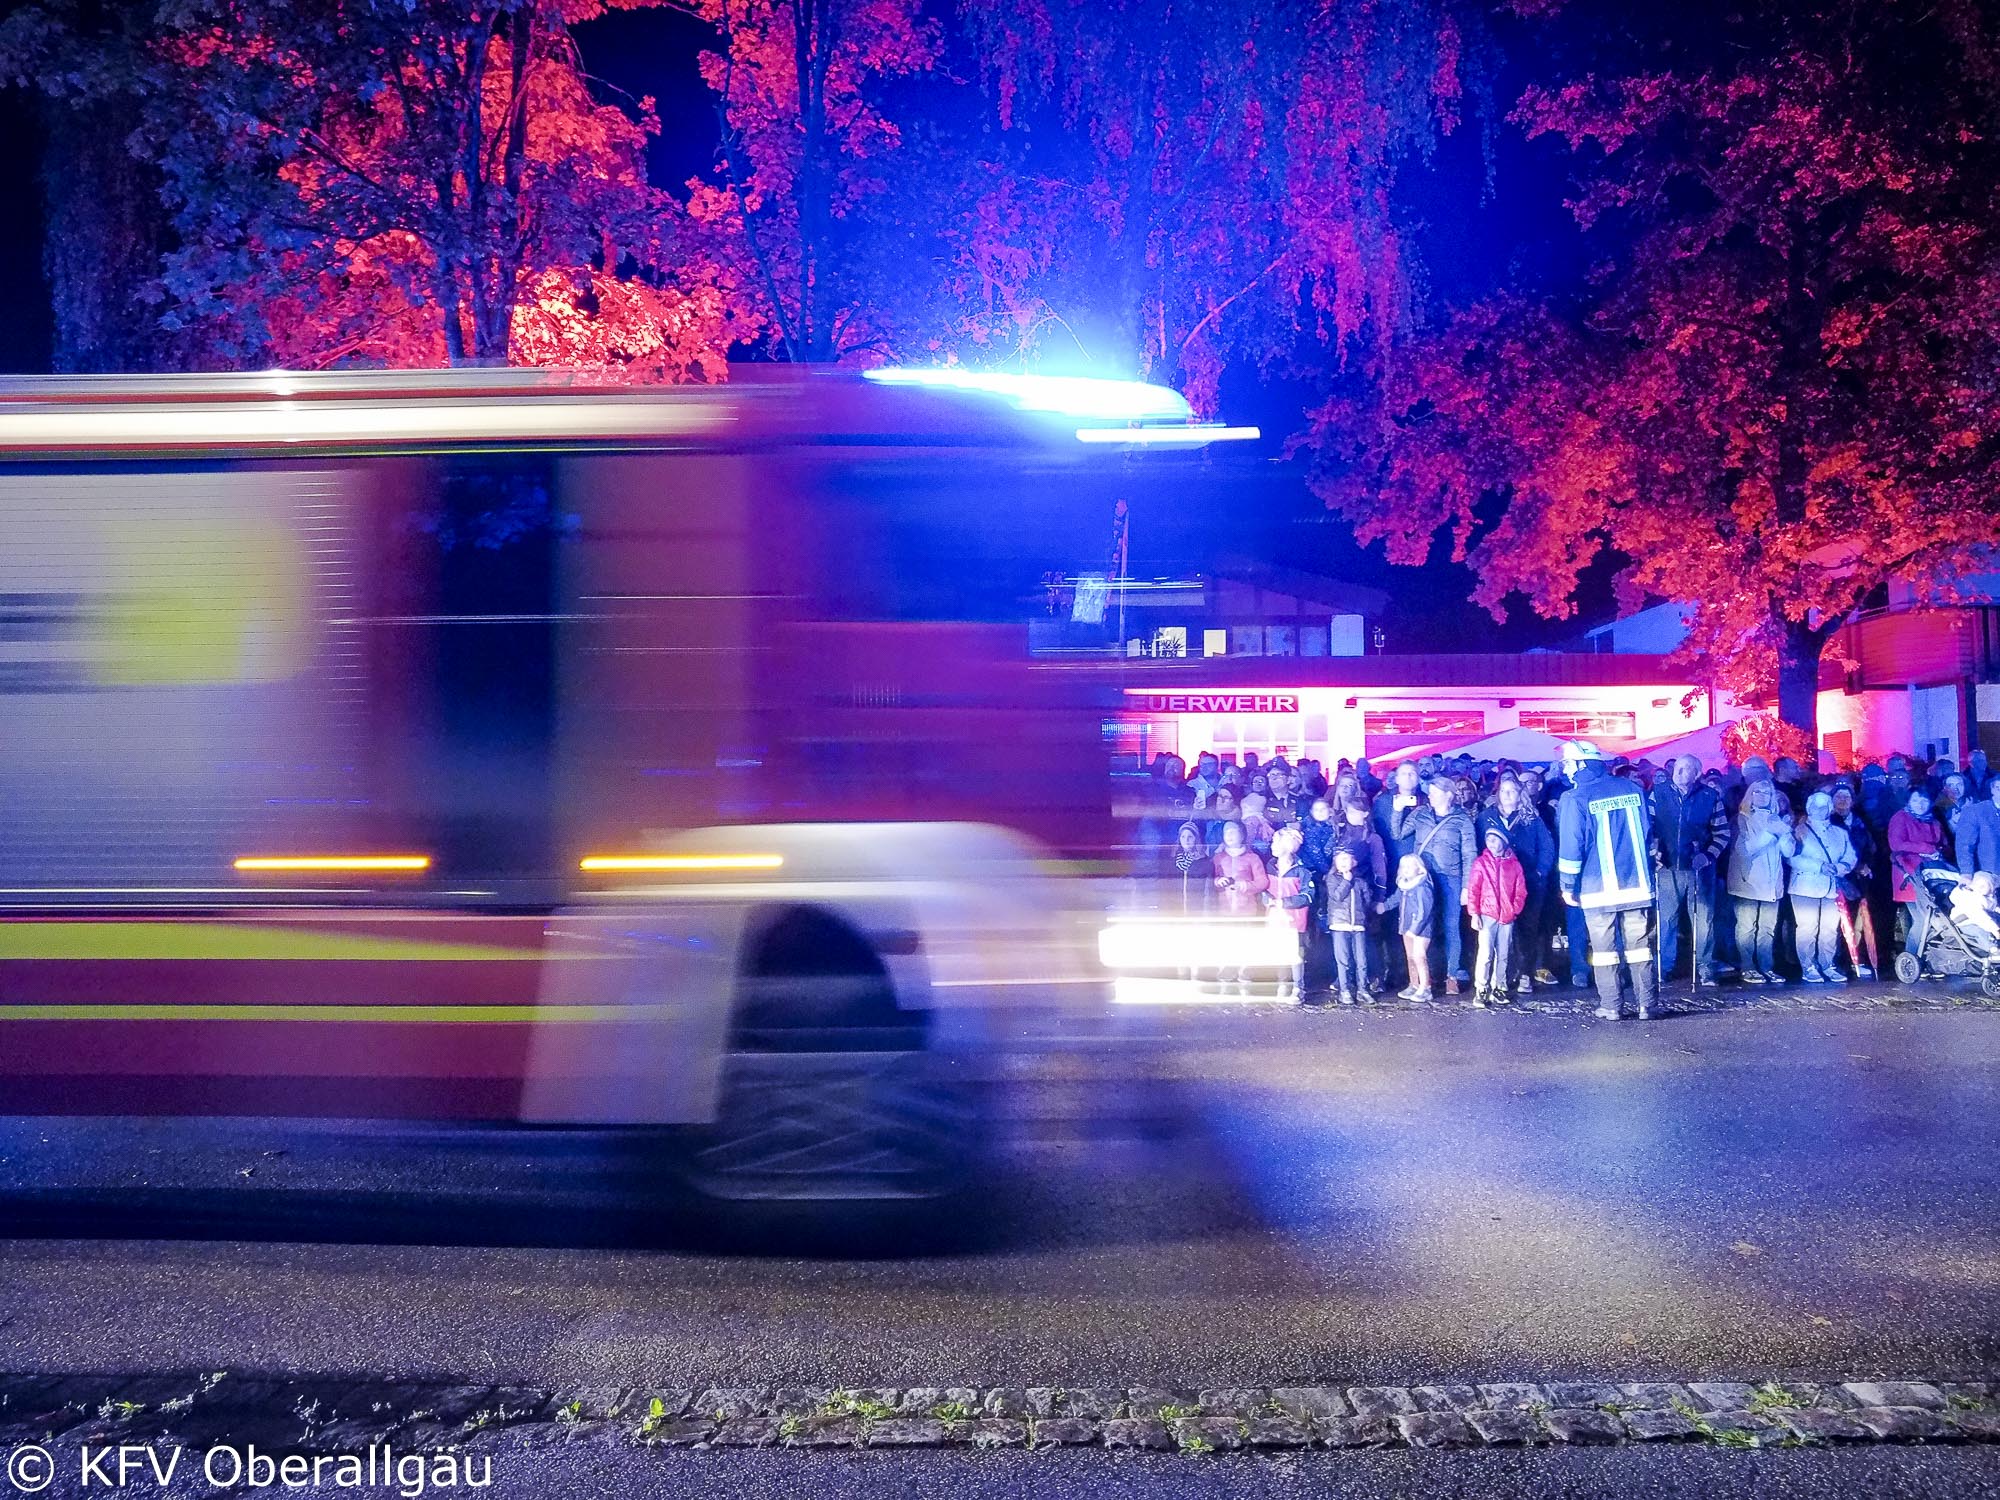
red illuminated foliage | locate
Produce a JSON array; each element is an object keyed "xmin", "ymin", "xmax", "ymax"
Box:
[
  {"xmin": 673, "ymin": 0, "xmax": 942, "ymax": 362},
  {"xmin": 7, "ymin": 0, "xmax": 1481, "ymax": 387},
  {"xmin": 5, "ymin": 0, "xmax": 740, "ymax": 375},
  {"xmin": 1312, "ymin": 21, "xmax": 2000, "ymax": 738},
  {"xmin": 1722, "ymin": 715, "xmax": 1819, "ymax": 771}
]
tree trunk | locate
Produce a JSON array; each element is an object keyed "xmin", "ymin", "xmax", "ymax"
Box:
[
  {"xmin": 457, "ymin": 20, "xmax": 494, "ymax": 363},
  {"xmin": 484, "ymin": 7, "xmax": 535, "ymax": 367},
  {"xmin": 438, "ymin": 262, "xmax": 469, "ymax": 364},
  {"xmin": 793, "ymin": 0, "xmax": 832, "ymax": 360},
  {"xmin": 41, "ymin": 98, "xmax": 176, "ymax": 371},
  {"xmin": 1768, "ymin": 216, "xmax": 1830, "ymax": 749},
  {"xmin": 1775, "ymin": 616, "xmax": 1826, "ymax": 746}
]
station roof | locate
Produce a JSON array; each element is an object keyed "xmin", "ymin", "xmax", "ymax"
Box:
[{"xmin": 1099, "ymin": 651, "xmax": 1701, "ymax": 690}]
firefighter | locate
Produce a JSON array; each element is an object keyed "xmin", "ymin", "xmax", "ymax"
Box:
[{"xmin": 1556, "ymin": 738, "xmax": 1659, "ymax": 1020}]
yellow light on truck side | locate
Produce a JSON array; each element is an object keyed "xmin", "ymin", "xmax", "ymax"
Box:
[
  {"xmin": 579, "ymin": 853, "xmax": 785, "ymax": 873},
  {"xmin": 233, "ymin": 855, "xmax": 432, "ymax": 873}
]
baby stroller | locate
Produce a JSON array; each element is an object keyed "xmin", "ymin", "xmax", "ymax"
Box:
[{"xmin": 1894, "ymin": 860, "xmax": 2000, "ymax": 999}]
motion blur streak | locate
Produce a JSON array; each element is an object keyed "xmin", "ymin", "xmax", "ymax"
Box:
[
  {"xmin": 0, "ymin": 1003, "xmax": 669, "ymax": 1024},
  {"xmin": 1098, "ymin": 915, "xmax": 1300, "ymax": 970},
  {"xmin": 578, "ymin": 853, "xmax": 784, "ymax": 873},
  {"xmin": 0, "ymin": 369, "xmax": 1156, "ymax": 1181},
  {"xmin": 1072, "ymin": 424, "xmax": 1261, "ymax": 445},
  {"xmin": 859, "ymin": 367, "xmax": 1192, "ymax": 420},
  {"xmin": 234, "ymin": 856, "xmax": 432, "ymax": 872},
  {"xmin": 1112, "ymin": 976, "xmax": 1284, "ymax": 1005},
  {"xmin": 0, "ymin": 396, "xmax": 730, "ymax": 452}
]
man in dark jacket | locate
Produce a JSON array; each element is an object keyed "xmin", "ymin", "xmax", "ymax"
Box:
[
  {"xmin": 1372, "ymin": 760, "xmax": 1423, "ymax": 863},
  {"xmin": 1412, "ymin": 777, "xmax": 1478, "ymax": 991},
  {"xmin": 1558, "ymin": 739, "xmax": 1658, "ymax": 1020},
  {"xmin": 1479, "ymin": 776, "xmax": 1555, "ymax": 993},
  {"xmin": 1650, "ymin": 753, "xmax": 1730, "ymax": 987},
  {"xmin": 1857, "ymin": 763, "xmax": 1899, "ymax": 835},
  {"xmin": 1959, "ymin": 776, "xmax": 2000, "ymax": 878}
]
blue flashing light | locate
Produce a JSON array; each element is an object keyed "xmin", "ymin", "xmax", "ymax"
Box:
[
  {"xmin": 1074, "ymin": 425, "xmax": 1260, "ymax": 446},
  {"xmin": 862, "ymin": 367, "xmax": 1193, "ymax": 423}
]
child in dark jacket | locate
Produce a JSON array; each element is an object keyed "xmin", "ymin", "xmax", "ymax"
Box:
[
  {"xmin": 1384, "ymin": 853, "xmax": 1437, "ymax": 1002},
  {"xmin": 1320, "ymin": 846, "xmax": 1377, "ymax": 1005},
  {"xmin": 1265, "ymin": 826, "xmax": 1316, "ymax": 999}
]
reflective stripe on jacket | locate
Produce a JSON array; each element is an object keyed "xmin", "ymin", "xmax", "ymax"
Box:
[{"xmin": 1557, "ymin": 764, "xmax": 1655, "ymax": 912}]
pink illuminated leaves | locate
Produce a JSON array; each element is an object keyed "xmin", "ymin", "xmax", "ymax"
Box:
[{"xmin": 1314, "ymin": 36, "xmax": 2000, "ymax": 726}]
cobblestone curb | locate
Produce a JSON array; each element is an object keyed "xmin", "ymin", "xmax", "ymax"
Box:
[{"xmin": 3, "ymin": 1374, "xmax": 1994, "ymax": 1456}]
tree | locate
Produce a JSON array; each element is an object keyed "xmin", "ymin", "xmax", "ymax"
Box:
[
  {"xmin": 1311, "ymin": 12, "xmax": 2000, "ymax": 741},
  {"xmin": 36, "ymin": 97, "xmax": 181, "ymax": 372},
  {"xmin": 673, "ymin": 0, "xmax": 941, "ymax": 362},
  {"xmin": 952, "ymin": 0, "xmax": 1478, "ymax": 411},
  {"xmin": 670, "ymin": 0, "xmax": 1481, "ymax": 390},
  {"xmin": 4, "ymin": 0, "xmax": 737, "ymax": 374}
]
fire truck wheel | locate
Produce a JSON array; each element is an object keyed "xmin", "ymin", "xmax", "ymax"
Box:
[
  {"xmin": 682, "ymin": 1047, "xmax": 980, "ymax": 1204},
  {"xmin": 677, "ymin": 908, "xmax": 982, "ymax": 1206}
]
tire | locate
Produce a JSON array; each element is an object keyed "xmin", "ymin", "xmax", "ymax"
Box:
[
  {"xmin": 678, "ymin": 907, "xmax": 981, "ymax": 1208},
  {"xmin": 1893, "ymin": 951, "xmax": 1923, "ymax": 985},
  {"xmin": 1983, "ymin": 969, "xmax": 2000, "ymax": 1002},
  {"xmin": 682, "ymin": 1047, "xmax": 978, "ymax": 1203}
]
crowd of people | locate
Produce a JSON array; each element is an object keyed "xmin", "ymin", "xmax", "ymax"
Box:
[{"xmin": 1132, "ymin": 742, "xmax": 2000, "ymax": 1014}]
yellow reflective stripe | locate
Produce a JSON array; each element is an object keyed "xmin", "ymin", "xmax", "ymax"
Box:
[
  {"xmin": 1557, "ymin": 858, "xmax": 1583, "ymax": 873},
  {"xmin": 0, "ymin": 923, "xmax": 539, "ymax": 962},
  {"xmin": 0, "ymin": 1003, "xmax": 670, "ymax": 1024},
  {"xmin": 1589, "ymin": 951, "xmax": 1622, "ymax": 966},
  {"xmin": 1626, "ymin": 947, "xmax": 1653, "ymax": 961}
]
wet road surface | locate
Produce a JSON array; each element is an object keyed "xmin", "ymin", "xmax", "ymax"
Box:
[{"xmin": 1, "ymin": 1005, "xmax": 1994, "ymax": 1389}]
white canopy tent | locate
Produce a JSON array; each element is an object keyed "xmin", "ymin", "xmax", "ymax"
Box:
[
  {"xmin": 1631, "ymin": 719, "xmax": 1737, "ymax": 768},
  {"xmin": 1358, "ymin": 733, "xmax": 1488, "ymax": 767},
  {"xmin": 1452, "ymin": 725, "xmax": 1572, "ymax": 764}
]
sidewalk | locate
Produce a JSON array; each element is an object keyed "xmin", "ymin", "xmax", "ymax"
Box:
[{"xmin": 1113, "ymin": 974, "xmax": 2000, "ymax": 1017}]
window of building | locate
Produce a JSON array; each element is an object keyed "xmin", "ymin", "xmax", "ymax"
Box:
[
  {"xmin": 1203, "ymin": 628, "xmax": 1229, "ymax": 657},
  {"xmin": 1519, "ymin": 710, "xmax": 1637, "ymax": 739},
  {"xmin": 1103, "ymin": 718, "xmax": 1151, "ymax": 760},
  {"xmin": 1150, "ymin": 626, "xmax": 1187, "ymax": 658},
  {"xmin": 1363, "ymin": 710, "xmax": 1487, "ymax": 737}
]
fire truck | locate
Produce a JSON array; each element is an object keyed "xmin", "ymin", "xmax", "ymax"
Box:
[{"xmin": 0, "ymin": 366, "xmax": 1251, "ymax": 1204}]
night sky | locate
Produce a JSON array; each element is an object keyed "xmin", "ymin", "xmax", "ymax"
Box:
[{"xmin": 0, "ymin": 4, "xmax": 1621, "ymax": 653}]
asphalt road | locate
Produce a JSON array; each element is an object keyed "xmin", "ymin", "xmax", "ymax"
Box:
[{"xmin": 1, "ymin": 1004, "xmax": 1996, "ymax": 1495}]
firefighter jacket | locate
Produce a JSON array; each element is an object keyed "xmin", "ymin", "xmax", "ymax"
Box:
[{"xmin": 1557, "ymin": 763, "xmax": 1656, "ymax": 912}]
